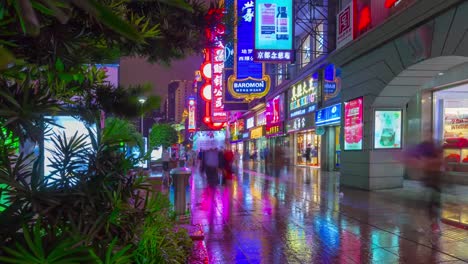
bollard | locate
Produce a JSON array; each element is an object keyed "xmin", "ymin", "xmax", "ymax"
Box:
[{"xmin": 170, "ymin": 167, "xmax": 191, "ymax": 215}]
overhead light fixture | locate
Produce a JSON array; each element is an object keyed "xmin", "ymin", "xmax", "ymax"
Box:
[{"xmin": 438, "ymin": 72, "xmax": 444, "ymax": 76}]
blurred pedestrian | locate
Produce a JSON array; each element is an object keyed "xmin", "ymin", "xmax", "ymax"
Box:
[
  {"xmin": 222, "ymin": 147, "xmax": 234, "ymax": 183},
  {"xmin": 404, "ymin": 138, "xmax": 444, "ymax": 233},
  {"xmin": 204, "ymin": 148, "xmax": 219, "ymax": 187}
]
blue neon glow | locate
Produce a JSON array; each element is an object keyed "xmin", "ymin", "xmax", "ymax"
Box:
[{"xmin": 315, "ymin": 103, "xmax": 341, "ymax": 126}]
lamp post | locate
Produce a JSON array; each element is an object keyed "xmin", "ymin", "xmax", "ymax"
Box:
[{"xmin": 138, "ymin": 98, "xmax": 146, "ymax": 134}]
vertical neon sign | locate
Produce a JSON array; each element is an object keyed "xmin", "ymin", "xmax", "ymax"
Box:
[{"xmin": 188, "ymin": 97, "xmax": 196, "ymax": 132}]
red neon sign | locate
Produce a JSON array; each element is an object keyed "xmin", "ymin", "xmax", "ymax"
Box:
[
  {"xmin": 384, "ymin": 0, "xmax": 398, "ymax": 8},
  {"xmin": 358, "ymin": 6, "xmax": 371, "ymax": 31}
]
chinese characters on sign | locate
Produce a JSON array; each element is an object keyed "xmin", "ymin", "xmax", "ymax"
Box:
[
  {"xmin": 344, "ymin": 97, "xmax": 363, "ymax": 150},
  {"xmin": 336, "ymin": 2, "xmax": 354, "ymax": 48},
  {"xmin": 288, "ymin": 74, "xmax": 318, "ymax": 118},
  {"xmin": 227, "ymin": 0, "xmax": 271, "ymax": 101},
  {"xmin": 254, "ymin": 0, "xmax": 294, "ymax": 62},
  {"xmin": 315, "ymin": 103, "xmax": 341, "ymax": 126},
  {"xmin": 286, "ymin": 115, "xmax": 314, "ymax": 133},
  {"xmin": 188, "ymin": 98, "xmax": 196, "ymax": 132},
  {"xmin": 211, "ymin": 47, "xmax": 227, "ymax": 122}
]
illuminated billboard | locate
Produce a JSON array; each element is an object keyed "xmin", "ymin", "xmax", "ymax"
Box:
[
  {"xmin": 254, "ymin": 0, "xmax": 294, "ymax": 62},
  {"xmin": 344, "ymin": 97, "xmax": 363, "ymax": 150},
  {"xmin": 227, "ymin": 0, "xmax": 271, "ymax": 102},
  {"xmin": 374, "ymin": 110, "xmax": 402, "ymax": 149}
]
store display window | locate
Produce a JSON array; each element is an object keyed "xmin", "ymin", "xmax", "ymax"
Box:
[
  {"xmin": 433, "ymin": 86, "xmax": 468, "ymax": 173},
  {"xmin": 296, "ymin": 130, "xmax": 320, "ymax": 166}
]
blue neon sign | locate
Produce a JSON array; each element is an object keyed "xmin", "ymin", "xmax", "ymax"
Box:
[
  {"xmin": 237, "ymin": 0, "xmax": 262, "ymax": 79},
  {"xmin": 315, "ymin": 103, "xmax": 341, "ymax": 126}
]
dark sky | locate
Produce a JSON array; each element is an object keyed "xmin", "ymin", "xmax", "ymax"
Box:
[{"xmin": 119, "ymin": 55, "xmax": 203, "ymax": 100}]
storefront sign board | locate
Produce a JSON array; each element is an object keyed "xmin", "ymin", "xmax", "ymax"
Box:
[
  {"xmin": 286, "ymin": 115, "xmax": 315, "ymax": 133},
  {"xmin": 250, "ymin": 126, "xmax": 264, "ymax": 139},
  {"xmin": 316, "ymin": 103, "xmax": 341, "ymax": 126},
  {"xmin": 288, "ymin": 73, "xmax": 319, "ymax": 118}
]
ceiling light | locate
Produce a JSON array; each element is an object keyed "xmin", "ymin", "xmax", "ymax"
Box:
[{"xmin": 438, "ymin": 72, "xmax": 444, "ymax": 76}]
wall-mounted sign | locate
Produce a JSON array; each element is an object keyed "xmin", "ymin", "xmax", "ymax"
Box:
[
  {"xmin": 323, "ymin": 64, "xmax": 342, "ymax": 102},
  {"xmin": 316, "ymin": 103, "xmax": 341, "ymax": 127},
  {"xmin": 250, "ymin": 126, "xmax": 264, "ymax": 139},
  {"xmin": 243, "ymin": 132, "xmax": 250, "ymax": 139},
  {"xmin": 336, "ymin": 2, "xmax": 354, "ymax": 49},
  {"xmin": 288, "ymin": 73, "xmax": 319, "ymax": 118},
  {"xmin": 344, "ymin": 97, "xmax": 363, "ymax": 150},
  {"xmin": 246, "ymin": 117, "xmax": 255, "ymax": 129},
  {"xmin": 374, "ymin": 110, "xmax": 402, "ymax": 149},
  {"xmin": 211, "ymin": 46, "xmax": 227, "ymax": 122},
  {"xmin": 266, "ymin": 94, "xmax": 284, "ymax": 124},
  {"xmin": 254, "ymin": 0, "xmax": 294, "ymax": 62},
  {"xmin": 266, "ymin": 123, "xmax": 283, "ymax": 136},
  {"xmin": 286, "ymin": 115, "xmax": 315, "ymax": 133},
  {"xmin": 227, "ymin": 0, "xmax": 271, "ymax": 102},
  {"xmin": 256, "ymin": 110, "xmax": 266, "ymax": 126},
  {"xmin": 188, "ymin": 97, "xmax": 196, "ymax": 132}
]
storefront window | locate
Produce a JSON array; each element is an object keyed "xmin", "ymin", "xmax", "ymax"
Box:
[
  {"xmin": 296, "ymin": 130, "xmax": 320, "ymax": 166},
  {"xmin": 433, "ymin": 85, "xmax": 468, "ymax": 173}
]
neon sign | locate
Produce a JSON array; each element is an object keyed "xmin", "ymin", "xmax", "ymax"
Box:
[
  {"xmin": 288, "ymin": 73, "xmax": 318, "ymax": 118},
  {"xmin": 188, "ymin": 97, "xmax": 196, "ymax": 132},
  {"xmin": 227, "ymin": 0, "xmax": 271, "ymax": 102}
]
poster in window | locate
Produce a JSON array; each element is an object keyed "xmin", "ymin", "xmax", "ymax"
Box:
[
  {"xmin": 344, "ymin": 97, "xmax": 363, "ymax": 150},
  {"xmin": 374, "ymin": 110, "xmax": 402, "ymax": 149}
]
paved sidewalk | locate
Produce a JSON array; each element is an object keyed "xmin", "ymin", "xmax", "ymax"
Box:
[{"xmin": 189, "ymin": 162, "xmax": 468, "ymax": 263}]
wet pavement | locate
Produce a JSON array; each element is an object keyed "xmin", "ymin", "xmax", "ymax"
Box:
[{"xmin": 189, "ymin": 161, "xmax": 468, "ymax": 264}]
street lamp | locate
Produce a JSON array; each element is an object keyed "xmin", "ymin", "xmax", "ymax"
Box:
[{"xmin": 138, "ymin": 98, "xmax": 146, "ymax": 134}]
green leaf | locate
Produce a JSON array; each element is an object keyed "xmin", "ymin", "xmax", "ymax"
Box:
[
  {"xmin": 55, "ymin": 58, "xmax": 64, "ymax": 72},
  {"xmin": 71, "ymin": 0, "xmax": 142, "ymax": 42},
  {"xmin": 0, "ymin": 47, "xmax": 15, "ymax": 70}
]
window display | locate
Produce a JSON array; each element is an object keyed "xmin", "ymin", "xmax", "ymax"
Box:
[
  {"xmin": 296, "ymin": 131, "xmax": 320, "ymax": 166},
  {"xmin": 374, "ymin": 110, "xmax": 402, "ymax": 149}
]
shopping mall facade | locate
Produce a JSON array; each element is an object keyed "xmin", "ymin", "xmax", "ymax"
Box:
[{"xmin": 227, "ymin": 0, "xmax": 468, "ymax": 190}]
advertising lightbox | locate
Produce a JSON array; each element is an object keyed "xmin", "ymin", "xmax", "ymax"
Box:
[
  {"xmin": 44, "ymin": 116, "xmax": 95, "ymax": 180},
  {"xmin": 316, "ymin": 103, "xmax": 341, "ymax": 126},
  {"xmin": 344, "ymin": 97, "xmax": 363, "ymax": 150},
  {"xmin": 374, "ymin": 110, "xmax": 402, "ymax": 149},
  {"xmin": 254, "ymin": 0, "xmax": 294, "ymax": 62}
]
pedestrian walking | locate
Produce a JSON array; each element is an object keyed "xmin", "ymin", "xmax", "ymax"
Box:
[{"xmin": 404, "ymin": 139, "xmax": 444, "ymax": 233}]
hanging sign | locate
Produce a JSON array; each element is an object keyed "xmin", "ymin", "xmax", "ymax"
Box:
[
  {"xmin": 228, "ymin": 0, "xmax": 271, "ymax": 102},
  {"xmin": 188, "ymin": 97, "xmax": 196, "ymax": 132},
  {"xmin": 254, "ymin": 0, "xmax": 294, "ymax": 62}
]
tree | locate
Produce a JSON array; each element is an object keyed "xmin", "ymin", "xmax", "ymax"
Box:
[{"xmin": 149, "ymin": 124, "xmax": 178, "ymax": 149}]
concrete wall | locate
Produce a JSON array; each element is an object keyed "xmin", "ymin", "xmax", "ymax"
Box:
[{"xmin": 332, "ymin": 1, "xmax": 468, "ymax": 190}]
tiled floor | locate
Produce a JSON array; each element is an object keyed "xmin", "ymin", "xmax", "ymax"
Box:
[{"xmin": 187, "ymin": 161, "xmax": 468, "ymax": 263}]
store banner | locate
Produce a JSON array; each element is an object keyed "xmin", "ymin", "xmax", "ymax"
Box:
[
  {"xmin": 316, "ymin": 103, "xmax": 341, "ymax": 126},
  {"xmin": 250, "ymin": 126, "xmax": 264, "ymax": 139},
  {"xmin": 374, "ymin": 110, "xmax": 402, "ymax": 149},
  {"xmin": 227, "ymin": 0, "xmax": 271, "ymax": 102},
  {"xmin": 288, "ymin": 72, "xmax": 319, "ymax": 119},
  {"xmin": 344, "ymin": 97, "xmax": 363, "ymax": 150},
  {"xmin": 253, "ymin": 0, "xmax": 294, "ymax": 63},
  {"xmin": 286, "ymin": 114, "xmax": 315, "ymax": 133},
  {"xmin": 187, "ymin": 97, "xmax": 196, "ymax": 132}
]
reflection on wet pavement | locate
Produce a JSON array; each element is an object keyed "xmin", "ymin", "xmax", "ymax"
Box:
[{"xmin": 190, "ymin": 162, "xmax": 468, "ymax": 263}]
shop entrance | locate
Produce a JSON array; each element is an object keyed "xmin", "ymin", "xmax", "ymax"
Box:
[{"xmin": 296, "ymin": 130, "xmax": 320, "ymax": 166}]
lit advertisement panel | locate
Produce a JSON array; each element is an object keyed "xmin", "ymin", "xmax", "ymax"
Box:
[
  {"xmin": 374, "ymin": 110, "xmax": 402, "ymax": 149},
  {"xmin": 344, "ymin": 97, "xmax": 363, "ymax": 150},
  {"xmin": 266, "ymin": 94, "xmax": 284, "ymax": 136},
  {"xmin": 254, "ymin": 0, "xmax": 294, "ymax": 62},
  {"xmin": 44, "ymin": 116, "xmax": 95, "ymax": 180},
  {"xmin": 227, "ymin": 0, "xmax": 271, "ymax": 102}
]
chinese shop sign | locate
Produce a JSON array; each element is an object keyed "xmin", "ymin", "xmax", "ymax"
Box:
[{"xmin": 288, "ymin": 73, "xmax": 318, "ymax": 118}]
